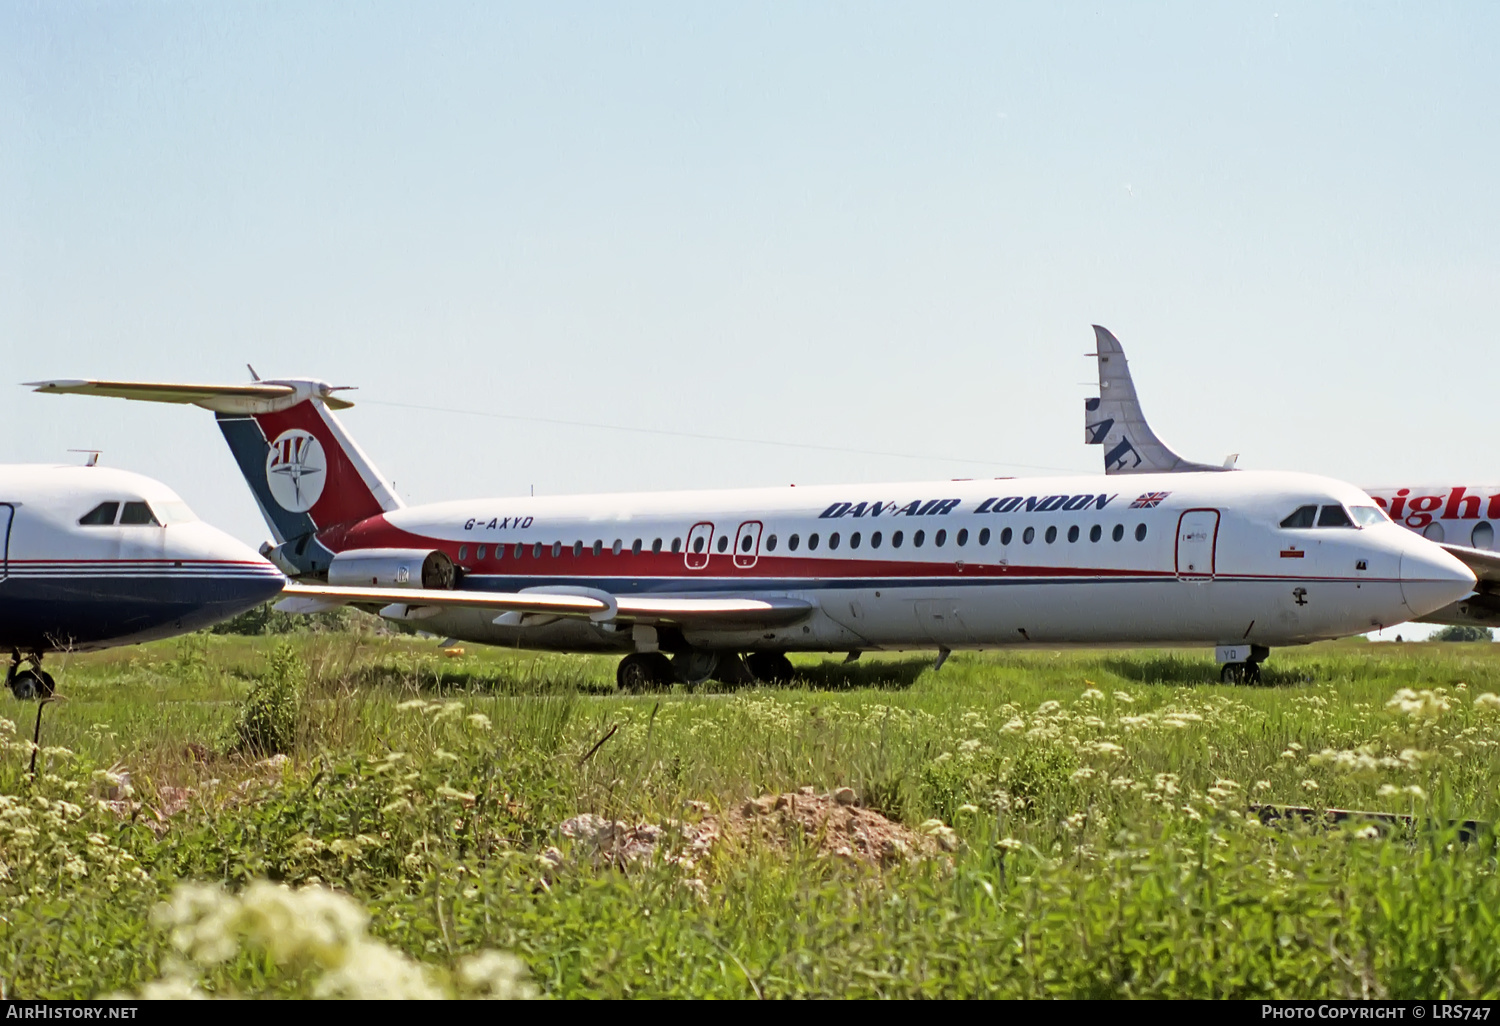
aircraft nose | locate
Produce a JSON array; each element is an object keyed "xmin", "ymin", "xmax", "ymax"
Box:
[{"xmin": 1400, "ymin": 543, "xmax": 1476, "ymax": 618}]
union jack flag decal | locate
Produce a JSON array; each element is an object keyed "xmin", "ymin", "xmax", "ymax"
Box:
[{"xmin": 1129, "ymin": 491, "xmax": 1171, "ymax": 508}]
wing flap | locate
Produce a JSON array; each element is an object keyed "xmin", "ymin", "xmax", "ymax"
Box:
[{"xmin": 274, "ymin": 582, "xmax": 812, "ymax": 628}]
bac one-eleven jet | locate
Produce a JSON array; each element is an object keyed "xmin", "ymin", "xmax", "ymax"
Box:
[{"xmin": 30, "ymin": 341, "xmax": 1474, "ymax": 688}]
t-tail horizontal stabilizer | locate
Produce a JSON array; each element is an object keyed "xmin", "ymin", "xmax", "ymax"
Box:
[{"xmin": 1084, "ymin": 325, "xmax": 1228, "ymax": 476}]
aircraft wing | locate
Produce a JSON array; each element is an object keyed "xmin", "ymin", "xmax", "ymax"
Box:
[
  {"xmin": 1412, "ymin": 543, "xmax": 1500, "ymax": 628},
  {"xmin": 275, "ymin": 582, "xmax": 814, "ymax": 628}
]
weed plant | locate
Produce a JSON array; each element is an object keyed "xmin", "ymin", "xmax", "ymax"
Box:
[{"xmin": 2, "ymin": 636, "xmax": 1499, "ymax": 997}]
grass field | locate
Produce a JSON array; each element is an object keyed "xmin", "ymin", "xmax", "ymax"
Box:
[{"xmin": 3, "ymin": 629, "xmax": 1500, "ymax": 999}]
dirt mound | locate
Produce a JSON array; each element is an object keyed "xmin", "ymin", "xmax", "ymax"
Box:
[
  {"xmin": 550, "ymin": 788, "xmax": 935, "ymax": 871},
  {"xmin": 726, "ymin": 786, "xmax": 937, "ymax": 865}
]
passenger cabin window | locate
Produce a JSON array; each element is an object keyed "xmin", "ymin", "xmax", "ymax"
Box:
[
  {"xmin": 1067, "ymin": 525, "xmax": 1079, "ymax": 543},
  {"xmin": 808, "ymin": 533, "xmax": 820, "ymax": 551},
  {"xmin": 1089, "ymin": 524, "xmax": 1101, "ymax": 542},
  {"xmin": 871, "ymin": 531, "xmax": 882, "ymax": 548},
  {"xmin": 1000, "ymin": 527, "xmax": 1012, "ymax": 545},
  {"xmin": 632, "ymin": 539, "xmax": 642, "ymax": 555},
  {"xmin": 1280, "ymin": 505, "xmax": 1317, "ymax": 529},
  {"xmin": 892, "ymin": 530, "xmax": 903, "ymax": 548},
  {"xmin": 1112, "ymin": 524, "xmax": 1124, "ymax": 542},
  {"xmin": 78, "ymin": 502, "xmax": 119, "ymax": 526},
  {"xmin": 458, "ymin": 545, "xmax": 468, "ymax": 561},
  {"xmin": 913, "ymin": 530, "xmax": 925, "ymax": 548},
  {"xmin": 849, "ymin": 532, "xmax": 860, "ymax": 549},
  {"xmin": 1135, "ymin": 523, "xmax": 1147, "ymax": 541},
  {"xmin": 119, "ymin": 502, "xmax": 160, "ymax": 526},
  {"xmin": 1044, "ymin": 526, "xmax": 1056, "ymax": 544},
  {"xmin": 717, "ymin": 535, "xmax": 729, "ymax": 553},
  {"xmin": 1022, "ymin": 527, "xmax": 1034, "ymax": 544},
  {"xmin": 1317, "ymin": 505, "xmax": 1354, "ymax": 528},
  {"xmin": 934, "ymin": 529, "xmax": 946, "ymax": 547},
  {"xmin": 766, "ymin": 534, "xmax": 778, "ymax": 551},
  {"xmin": 672, "ymin": 538, "xmax": 682, "ymax": 553},
  {"xmin": 978, "ymin": 528, "xmax": 989, "ymax": 545},
  {"xmin": 477, "ymin": 546, "xmax": 486, "ymax": 559},
  {"xmin": 652, "ymin": 539, "xmax": 662, "ymax": 554},
  {"xmin": 957, "ymin": 528, "xmax": 968, "ymax": 546},
  {"xmin": 828, "ymin": 532, "xmax": 840, "ymax": 550},
  {"xmin": 789, "ymin": 534, "xmax": 800, "ymax": 551}
]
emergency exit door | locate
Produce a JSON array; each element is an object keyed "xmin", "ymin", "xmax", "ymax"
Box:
[{"xmin": 1175, "ymin": 509, "xmax": 1219, "ymax": 581}]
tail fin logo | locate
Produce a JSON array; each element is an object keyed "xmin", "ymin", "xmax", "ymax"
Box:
[{"xmin": 265, "ymin": 429, "xmax": 326, "ymax": 512}]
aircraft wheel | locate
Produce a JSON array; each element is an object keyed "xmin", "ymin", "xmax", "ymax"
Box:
[
  {"xmin": 617, "ymin": 653, "xmax": 673, "ymax": 693},
  {"xmin": 671, "ymin": 650, "xmax": 720, "ymax": 686},
  {"xmin": 746, "ymin": 652, "xmax": 795, "ymax": 685},
  {"xmin": 1219, "ymin": 662, "xmax": 1246, "ymax": 685},
  {"xmin": 10, "ymin": 669, "xmax": 51, "ymax": 700},
  {"xmin": 1244, "ymin": 661, "xmax": 1263, "ymax": 686}
]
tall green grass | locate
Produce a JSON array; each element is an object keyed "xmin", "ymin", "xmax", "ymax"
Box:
[{"xmin": 2, "ymin": 636, "xmax": 1499, "ymax": 997}]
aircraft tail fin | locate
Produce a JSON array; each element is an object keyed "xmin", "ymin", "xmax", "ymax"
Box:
[
  {"xmin": 27, "ymin": 377, "xmax": 401, "ymax": 572},
  {"xmin": 1084, "ymin": 325, "xmax": 1228, "ymax": 475}
]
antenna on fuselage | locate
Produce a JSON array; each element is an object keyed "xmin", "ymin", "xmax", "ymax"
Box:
[
  {"xmin": 67, "ymin": 449, "xmax": 101, "ymax": 467},
  {"xmin": 247, "ymin": 364, "xmax": 261, "ymax": 381}
]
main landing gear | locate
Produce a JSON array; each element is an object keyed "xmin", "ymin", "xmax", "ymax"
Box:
[
  {"xmin": 615, "ymin": 650, "xmax": 796, "ymax": 692},
  {"xmin": 1219, "ymin": 645, "xmax": 1270, "ymax": 686},
  {"xmin": 6, "ymin": 651, "xmax": 55, "ymax": 700}
]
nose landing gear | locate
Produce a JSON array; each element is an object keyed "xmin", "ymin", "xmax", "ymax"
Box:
[{"xmin": 6, "ymin": 651, "xmax": 56, "ymax": 700}]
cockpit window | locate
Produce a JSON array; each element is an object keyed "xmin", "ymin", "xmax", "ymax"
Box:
[
  {"xmin": 1279, "ymin": 505, "xmax": 1317, "ymax": 528},
  {"xmin": 119, "ymin": 501, "xmax": 161, "ymax": 526},
  {"xmin": 152, "ymin": 501, "xmax": 198, "ymax": 525},
  {"xmin": 1317, "ymin": 504, "xmax": 1354, "ymax": 528},
  {"xmin": 78, "ymin": 502, "xmax": 119, "ymax": 526},
  {"xmin": 1349, "ymin": 506, "xmax": 1387, "ymax": 527}
]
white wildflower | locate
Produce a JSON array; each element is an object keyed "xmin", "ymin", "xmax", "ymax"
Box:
[
  {"xmin": 995, "ymin": 837, "xmax": 1023, "ymax": 852},
  {"xmin": 1080, "ymin": 689, "xmax": 1105, "ymax": 702},
  {"xmin": 1070, "ymin": 767, "xmax": 1096, "ymax": 782},
  {"xmin": 1301, "ymin": 779, "xmax": 1319, "ymax": 791},
  {"xmin": 1474, "ymin": 693, "xmax": 1500, "ymax": 711},
  {"xmin": 1113, "ymin": 691, "xmax": 1135, "ymax": 704},
  {"xmin": 458, "ymin": 951, "xmax": 538, "ymax": 1000}
]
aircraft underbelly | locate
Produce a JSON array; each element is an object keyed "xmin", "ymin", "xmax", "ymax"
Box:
[{"xmin": 411, "ymin": 576, "xmax": 1408, "ymax": 652}]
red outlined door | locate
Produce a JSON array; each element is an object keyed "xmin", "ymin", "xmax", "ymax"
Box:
[
  {"xmin": 685, "ymin": 522, "xmax": 714, "ymax": 570},
  {"xmin": 734, "ymin": 521, "xmax": 763, "ymax": 568},
  {"xmin": 1175, "ymin": 509, "xmax": 1219, "ymax": 581}
]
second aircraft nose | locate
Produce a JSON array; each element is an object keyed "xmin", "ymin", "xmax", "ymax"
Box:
[{"xmin": 1400, "ymin": 543, "xmax": 1477, "ymax": 619}]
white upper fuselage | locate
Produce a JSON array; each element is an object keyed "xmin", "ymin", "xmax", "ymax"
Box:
[
  {"xmin": 329, "ymin": 469, "xmax": 1473, "ymax": 653},
  {"xmin": 0, "ymin": 465, "xmax": 285, "ymax": 652}
]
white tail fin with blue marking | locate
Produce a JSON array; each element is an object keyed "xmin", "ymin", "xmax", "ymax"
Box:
[{"xmin": 1084, "ymin": 325, "xmax": 1228, "ymax": 475}]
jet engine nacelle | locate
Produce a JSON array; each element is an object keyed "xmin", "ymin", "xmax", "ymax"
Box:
[{"xmin": 327, "ymin": 548, "xmax": 455, "ymax": 590}]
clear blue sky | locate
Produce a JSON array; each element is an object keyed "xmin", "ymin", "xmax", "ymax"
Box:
[{"xmin": 3, "ymin": 2, "xmax": 1496, "ymax": 599}]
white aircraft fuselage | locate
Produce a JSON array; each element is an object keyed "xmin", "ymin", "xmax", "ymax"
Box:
[
  {"xmin": 27, "ymin": 373, "xmax": 1476, "ymax": 685},
  {"xmin": 331, "ymin": 469, "xmax": 1468, "ymax": 654},
  {"xmin": 0, "ymin": 465, "xmax": 285, "ymax": 654}
]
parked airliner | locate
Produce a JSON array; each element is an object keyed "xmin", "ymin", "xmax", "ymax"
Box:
[
  {"xmin": 29, "ymin": 364, "xmax": 1475, "ymax": 687},
  {"xmin": 1082, "ymin": 324, "xmax": 1500, "ymax": 629},
  {"xmin": 0, "ymin": 463, "xmax": 286, "ymax": 697}
]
